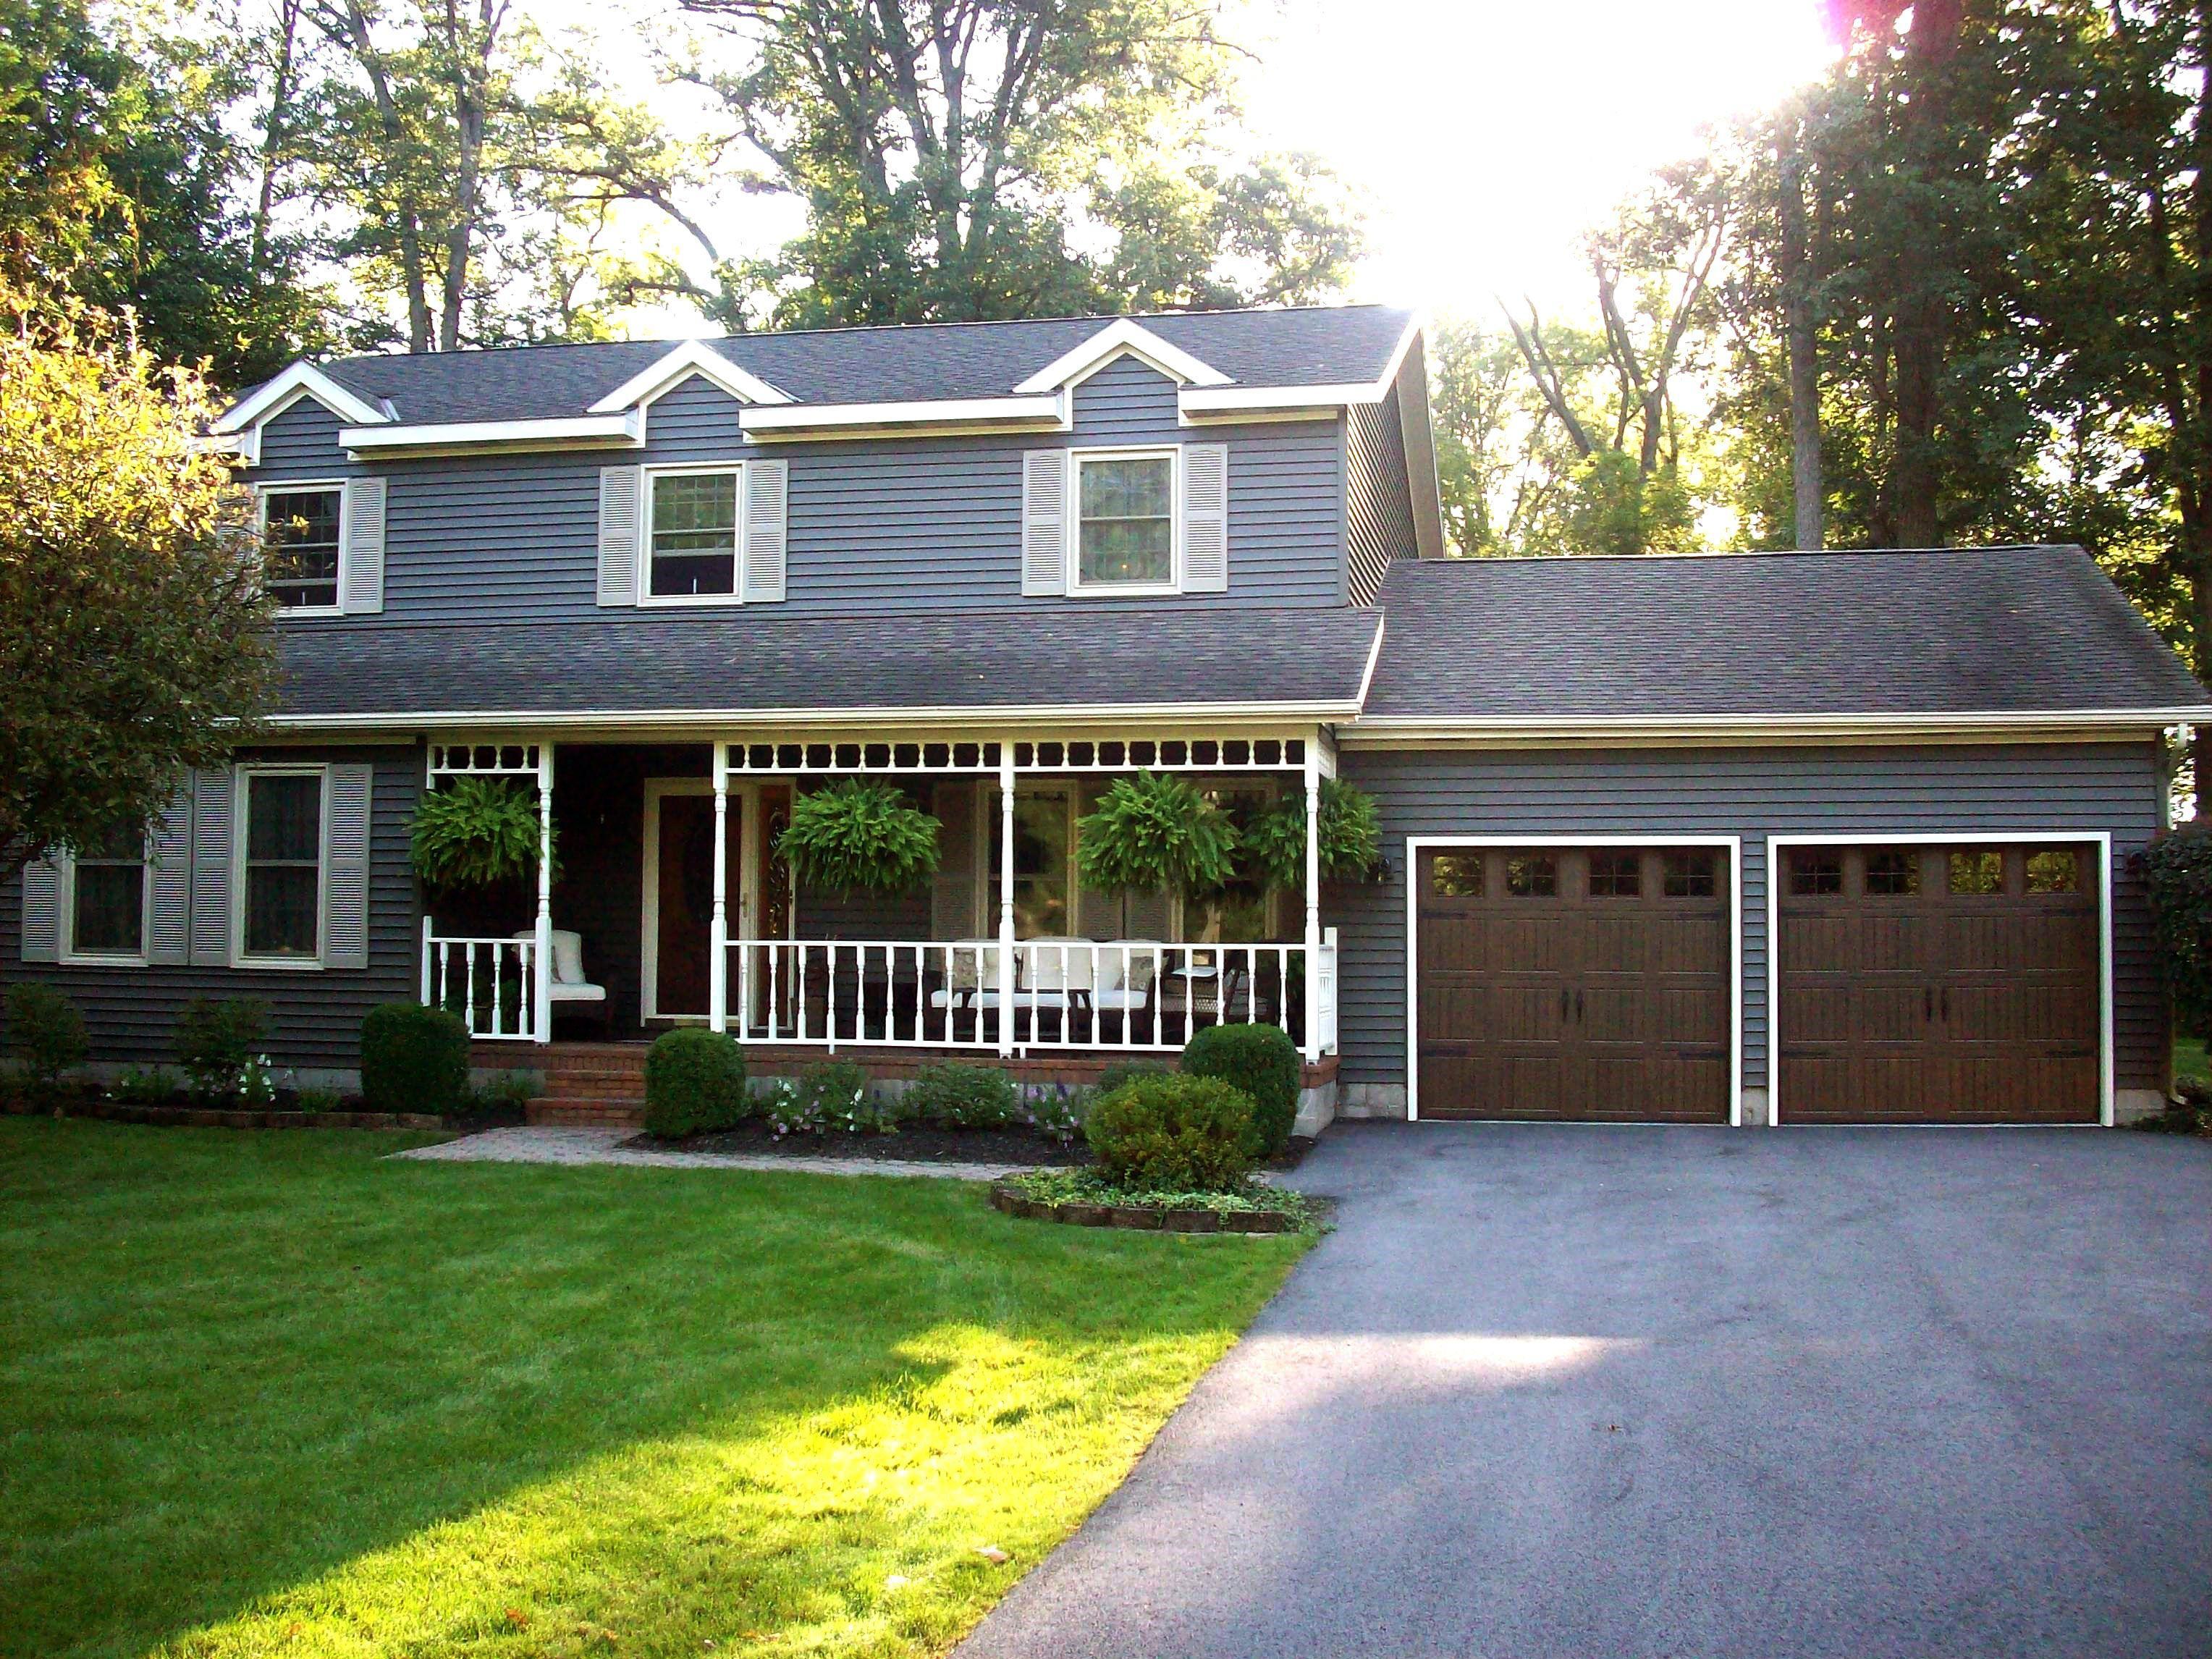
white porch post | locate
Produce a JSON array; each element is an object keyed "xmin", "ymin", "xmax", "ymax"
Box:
[
  {"xmin": 710, "ymin": 742, "xmax": 729, "ymax": 1034},
  {"xmin": 1303, "ymin": 746, "xmax": 1322, "ymax": 1063},
  {"xmin": 998, "ymin": 739, "xmax": 1017, "ymax": 1058},
  {"xmin": 533, "ymin": 742, "xmax": 555, "ymax": 1044}
]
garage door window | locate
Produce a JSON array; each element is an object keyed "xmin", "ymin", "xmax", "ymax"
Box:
[
  {"xmin": 1949, "ymin": 849, "xmax": 2004, "ymax": 895},
  {"xmin": 1789, "ymin": 850, "xmax": 1842, "ymax": 895},
  {"xmin": 1588, "ymin": 851, "xmax": 1640, "ymax": 896},
  {"xmin": 1505, "ymin": 855, "xmax": 1556, "ymax": 896},
  {"xmin": 1431, "ymin": 853, "xmax": 1484, "ymax": 896},
  {"xmin": 1866, "ymin": 850, "xmax": 1921, "ymax": 895},
  {"xmin": 2026, "ymin": 848, "xmax": 2083, "ymax": 893}
]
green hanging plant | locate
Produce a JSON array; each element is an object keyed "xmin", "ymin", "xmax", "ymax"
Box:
[
  {"xmin": 410, "ymin": 777, "xmax": 556, "ymax": 892},
  {"xmin": 1240, "ymin": 777, "xmax": 1385, "ymax": 892},
  {"xmin": 777, "ymin": 779, "xmax": 941, "ymax": 896},
  {"xmin": 1076, "ymin": 770, "xmax": 1240, "ymax": 897}
]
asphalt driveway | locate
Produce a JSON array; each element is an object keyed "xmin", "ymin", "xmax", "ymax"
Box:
[{"xmin": 960, "ymin": 1123, "xmax": 2212, "ymax": 1659}]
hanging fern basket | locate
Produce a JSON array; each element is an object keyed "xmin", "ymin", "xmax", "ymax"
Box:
[
  {"xmin": 776, "ymin": 779, "xmax": 942, "ymax": 897},
  {"xmin": 1239, "ymin": 777, "xmax": 1385, "ymax": 893},
  {"xmin": 410, "ymin": 777, "xmax": 557, "ymax": 893},
  {"xmin": 1075, "ymin": 771, "xmax": 1241, "ymax": 898}
]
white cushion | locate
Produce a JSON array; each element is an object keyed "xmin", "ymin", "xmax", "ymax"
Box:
[{"xmin": 510, "ymin": 927, "xmax": 593, "ymax": 987}]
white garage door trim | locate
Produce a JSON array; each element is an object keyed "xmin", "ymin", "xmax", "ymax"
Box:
[
  {"xmin": 1404, "ymin": 834, "xmax": 1744, "ymax": 1126},
  {"xmin": 1763, "ymin": 831, "xmax": 2114, "ymax": 1128}
]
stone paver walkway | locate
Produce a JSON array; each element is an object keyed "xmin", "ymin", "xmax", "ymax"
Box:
[{"xmin": 393, "ymin": 1123, "xmax": 1013, "ymax": 1181}]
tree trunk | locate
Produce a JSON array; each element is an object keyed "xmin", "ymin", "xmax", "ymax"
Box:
[
  {"xmin": 1777, "ymin": 113, "xmax": 1823, "ymax": 550},
  {"xmin": 250, "ymin": 0, "xmax": 302, "ymax": 281},
  {"xmin": 1888, "ymin": 0, "xmax": 1962, "ymax": 547}
]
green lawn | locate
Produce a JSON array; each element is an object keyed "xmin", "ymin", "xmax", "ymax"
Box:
[
  {"xmin": 0, "ymin": 1120, "xmax": 1306, "ymax": 1659},
  {"xmin": 2176, "ymin": 1035, "xmax": 2208, "ymax": 1081}
]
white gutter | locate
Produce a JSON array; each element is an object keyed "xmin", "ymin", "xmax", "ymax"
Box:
[
  {"xmin": 263, "ymin": 696, "xmax": 1369, "ymax": 735},
  {"xmin": 740, "ymin": 393, "xmax": 1070, "ymax": 441},
  {"xmin": 1338, "ymin": 707, "xmax": 2212, "ymax": 743},
  {"xmin": 339, "ymin": 411, "xmax": 643, "ymax": 455}
]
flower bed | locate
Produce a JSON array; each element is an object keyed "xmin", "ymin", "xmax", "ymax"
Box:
[
  {"xmin": 991, "ymin": 1168, "xmax": 1326, "ymax": 1235},
  {"xmin": 2, "ymin": 1094, "xmax": 446, "ymax": 1131}
]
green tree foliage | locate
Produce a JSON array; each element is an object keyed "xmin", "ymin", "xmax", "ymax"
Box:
[
  {"xmin": 776, "ymin": 779, "xmax": 940, "ymax": 895},
  {"xmin": 669, "ymin": 0, "xmax": 1362, "ymax": 327},
  {"xmin": 0, "ymin": 284, "xmax": 277, "ymax": 879},
  {"xmin": 1075, "ymin": 770, "xmax": 1238, "ymax": 898},
  {"xmin": 2140, "ymin": 828, "xmax": 2212, "ymax": 1037}
]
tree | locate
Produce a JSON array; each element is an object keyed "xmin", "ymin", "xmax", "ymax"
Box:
[
  {"xmin": 667, "ymin": 0, "xmax": 1362, "ymax": 327},
  {"xmin": 0, "ymin": 284, "xmax": 278, "ymax": 878}
]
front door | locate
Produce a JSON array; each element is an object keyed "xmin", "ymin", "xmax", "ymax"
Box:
[{"xmin": 643, "ymin": 782, "xmax": 793, "ymax": 1022}]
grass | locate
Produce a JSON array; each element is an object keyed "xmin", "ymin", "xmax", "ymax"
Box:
[
  {"xmin": 0, "ymin": 1118, "xmax": 1307, "ymax": 1659},
  {"xmin": 2175, "ymin": 1034, "xmax": 2208, "ymax": 1081}
]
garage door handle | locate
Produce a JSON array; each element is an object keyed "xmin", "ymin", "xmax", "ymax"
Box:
[
  {"xmin": 1941, "ymin": 987, "xmax": 1949, "ymax": 1023},
  {"xmin": 1560, "ymin": 989, "xmax": 1569, "ymax": 1021},
  {"xmin": 1925, "ymin": 988, "xmax": 1933, "ymax": 1022},
  {"xmin": 1575, "ymin": 989, "xmax": 1584, "ymax": 1023}
]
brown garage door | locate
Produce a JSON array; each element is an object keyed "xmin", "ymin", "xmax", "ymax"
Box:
[
  {"xmin": 1776, "ymin": 843, "xmax": 2100, "ymax": 1124},
  {"xmin": 1417, "ymin": 845, "xmax": 1731, "ymax": 1122}
]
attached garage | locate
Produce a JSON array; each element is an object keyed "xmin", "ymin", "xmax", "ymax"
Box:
[
  {"xmin": 1773, "ymin": 839, "xmax": 2106, "ymax": 1124},
  {"xmin": 1413, "ymin": 843, "xmax": 1735, "ymax": 1123}
]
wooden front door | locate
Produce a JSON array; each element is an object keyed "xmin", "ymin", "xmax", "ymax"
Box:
[
  {"xmin": 1777, "ymin": 843, "xmax": 2100, "ymax": 1123},
  {"xmin": 1417, "ymin": 845, "xmax": 1731, "ymax": 1122},
  {"xmin": 651, "ymin": 793, "xmax": 738, "ymax": 1018}
]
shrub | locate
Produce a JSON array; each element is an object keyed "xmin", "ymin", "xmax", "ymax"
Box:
[
  {"xmin": 468, "ymin": 1070, "xmax": 538, "ymax": 1114},
  {"xmin": 109, "ymin": 1064, "xmax": 180, "ymax": 1105},
  {"xmin": 642, "ymin": 1028, "xmax": 749, "ymax": 1139},
  {"xmin": 1182, "ymin": 1022, "xmax": 1301, "ymax": 1157},
  {"xmin": 4, "ymin": 982, "xmax": 88, "ymax": 1093},
  {"xmin": 410, "ymin": 777, "xmax": 554, "ymax": 892},
  {"xmin": 1076, "ymin": 771, "xmax": 1240, "ymax": 896},
  {"xmin": 358, "ymin": 1002, "xmax": 470, "ymax": 1115},
  {"xmin": 294, "ymin": 1086, "xmax": 341, "ymax": 1115},
  {"xmin": 1096, "ymin": 1059, "xmax": 1171, "ymax": 1097},
  {"xmin": 762, "ymin": 1060, "xmax": 875, "ymax": 1137},
  {"xmin": 905, "ymin": 1062, "xmax": 1019, "ymax": 1128},
  {"xmin": 777, "ymin": 780, "xmax": 940, "ymax": 896},
  {"xmin": 1084, "ymin": 1073, "xmax": 1255, "ymax": 1191},
  {"xmin": 2142, "ymin": 828, "xmax": 2212, "ymax": 1037},
  {"xmin": 175, "ymin": 997, "xmax": 269, "ymax": 1102}
]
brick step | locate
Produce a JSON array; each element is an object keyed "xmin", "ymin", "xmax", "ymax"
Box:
[
  {"xmin": 540, "ymin": 1068, "xmax": 649, "ymax": 1095},
  {"xmin": 527, "ymin": 1098, "xmax": 645, "ymax": 1128}
]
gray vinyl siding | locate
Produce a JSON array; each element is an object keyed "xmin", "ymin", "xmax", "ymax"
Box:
[
  {"xmin": 249, "ymin": 357, "xmax": 1348, "ymax": 625},
  {"xmin": 0, "ymin": 746, "xmax": 421, "ymax": 1072},
  {"xmin": 1331, "ymin": 740, "xmax": 2169, "ymax": 1097},
  {"xmin": 1344, "ymin": 381, "xmax": 1414, "ymax": 607}
]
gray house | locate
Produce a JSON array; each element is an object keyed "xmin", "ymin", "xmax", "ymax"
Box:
[{"xmin": 8, "ymin": 305, "xmax": 2207, "ymax": 1128}]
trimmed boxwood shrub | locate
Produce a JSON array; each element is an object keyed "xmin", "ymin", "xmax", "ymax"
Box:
[
  {"xmin": 1084, "ymin": 1073, "xmax": 1255, "ymax": 1191},
  {"xmin": 1096, "ymin": 1059, "xmax": 1171, "ymax": 1097},
  {"xmin": 177, "ymin": 997, "xmax": 269, "ymax": 1102},
  {"xmin": 904, "ymin": 1062, "xmax": 1018, "ymax": 1128},
  {"xmin": 1182, "ymin": 1022, "xmax": 1301, "ymax": 1157},
  {"xmin": 2141, "ymin": 827, "xmax": 2212, "ymax": 1038},
  {"xmin": 643, "ymin": 1028, "xmax": 749, "ymax": 1139},
  {"xmin": 360, "ymin": 1002, "xmax": 470, "ymax": 1115},
  {"xmin": 5, "ymin": 982, "xmax": 87, "ymax": 1094}
]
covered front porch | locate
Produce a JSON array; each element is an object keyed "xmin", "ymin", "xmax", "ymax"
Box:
[{"xmin": 420, "ymin": 725, "xmax": 1342, "ymax": 1063}]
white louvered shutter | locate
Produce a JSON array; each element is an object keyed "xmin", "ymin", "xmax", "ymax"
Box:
[
  {"xmin": 1022, "ymin": 450, "xmax": 1068, "ymax": 596},
  {"xmin": 1181, "ymin": 443, "xmax": 1229, "ymax": 592},
  {"xmin": 596, "ymin": 465, "xmax": 643, "ymax": 607},
  {"xmin": 147, "ymin": 782, "xmax": 194, "ymax": 964},
  {"xmin": 743, "ymin": 459, "xmax": 788, "ymax": 602},
  {"xmin": 19, "ymin": 853, "xmax": 60, "ymax": 962},
  {"xmin": 189, "ymin": 766, "xmax": 235, "ymax": 966},
  {"xmin": 323, "ymin": 764, "xmax": 373, "ymax": 968},
  {"xmin": 339, "ymin": 477, "xmax": 387, "ymax": 614}
]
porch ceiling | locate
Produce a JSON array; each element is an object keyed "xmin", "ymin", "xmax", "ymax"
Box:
[{"xmin": 273, "ymin": 605, "xmax": 1382, "ymax": 728}]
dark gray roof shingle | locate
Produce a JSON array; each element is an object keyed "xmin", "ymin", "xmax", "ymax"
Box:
[
  {"xmin": 291, "ymin": 305, "xmax": 1411, "ymax": 426},
  {"xmin": 1362, "ymin": 546, "xmax": 2209, "ymax": 719},
  {"xmin": 275, "ymin": 605, "xmax": 1383, "ymax": 722}
]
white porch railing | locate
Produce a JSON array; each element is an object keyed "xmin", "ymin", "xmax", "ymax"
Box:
[
  {"xmin": 722, "ymin": 938, "xmax": 1329, "ymax": 1055},
  {"xmin": 422, "ymin": 920, "xmax": 539, "ymax": 1040}
]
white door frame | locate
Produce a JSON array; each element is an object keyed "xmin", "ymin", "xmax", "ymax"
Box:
[
  {"xmin": 642, "ymin": 777, "xmax": 780, "ymax": 1022},
  {"xmin": 1403, "ymin": 835, "xmax": 1744, "ymax": 1126},
  {"xmin": 1764, "ymin": 832, "xmax": 2114, "ymax": 1128}
]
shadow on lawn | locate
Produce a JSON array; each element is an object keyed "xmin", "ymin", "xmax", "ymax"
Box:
[{"xmin": 0, "ymin": 1120, "xmax": 1295, "ymax": 1659}]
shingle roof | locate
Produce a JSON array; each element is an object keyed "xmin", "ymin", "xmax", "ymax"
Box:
[
  {"xmin": 285, "ymin": 306, "xmax": 1412, "ymax": 426},
  {"xmin": 1362, "ymin": 546, "xmax": 2210, "ymax": 720},
  {"xmin": 274, "ymin": 605, "xmax": 1384, "ymax": 723}
]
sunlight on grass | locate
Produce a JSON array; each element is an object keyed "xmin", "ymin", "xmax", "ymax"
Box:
[{"xmin": 0, "ymin": 1119, "xmax": 1306, "ymax": 1659}]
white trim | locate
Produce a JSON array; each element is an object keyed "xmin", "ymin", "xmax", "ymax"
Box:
[
  {"xmin": 1178, "ymin": 381, "xmax": 1394, "ymax": 419},
  {"xmin": 214, "ymin": 363, "xmax": 390, "ymax": 434},
  {"xmin": 1340, "ymin": 709, "xmax": 2212, "ymax": 743},
  {"xmin": 638, "ymin": 463, "xmax": 747, "ymax": 609},
  {"xmin": 588, "ymin": 340, "xmax": 793, "ymax": 413},
  {"xmin": 1403, "ymin": 835, "xmax": 1744, "ymax": 1127},
  {"xmin": 1013, "ymin": 319, "xmax": 1233, "ymax": 393},
  {"xmin": 1354, "ymin": 615, "xmax": 1387, "ymax": 709},
  {"xmin": 339, "ymin": 411, "xmax": 643, "ymax": 455},
  {"xmin": 740, "ymin": 393, "xmax": 1068, "ymax": 442},
  {"xmin": 232, "ymin": 764, "xmax": 331, "ymax": 971},
  {"xmin": 255, "ymin": 480, "xmax": 349, "ymax": 618},
  {"xmin": 1065, "ymin": 446, "xmax": 1181, "ymax": 597},
  {"xmin": 265, "ymin": 698, "xmax": 1369, "ymax": 734},
  {"xmin": 1765, "ymin": 832, "xmax": 2115, "ymax": 1128},
  {"xmin": 642, "ymin": 777, "xmax": 778, "ymax": 1021},
  {"xmin": 56, "ymin": 837, "xmax": 153, "ymax": 968}
]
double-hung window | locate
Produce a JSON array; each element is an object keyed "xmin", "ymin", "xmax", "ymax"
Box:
[
  {"xmin": 65, "ymin": 820, "xmax": 148, "ymax": 961},
  {"xmin": 259, "ymin": 486, "xmax": 344, "ymax": 611},
  {"xmin": 646, "ymin": 467, "xmax": 740, "ymax": 601},
  {"xmin": 239, "ymin": 769, "xmax": 325, "ymax": 964},
  {"xmin": 1071, "ymin": 449, "xmax": 1175, "ymax": 593}
]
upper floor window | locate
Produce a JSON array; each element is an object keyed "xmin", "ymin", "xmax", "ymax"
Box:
[
  {"xmin": 1074, "ymin": 450, "xmax": 1175, "ymax": 592},
  {"xmin": 240, "ymin": 769, "xmax": 324, "ymax": 963},
  {"xmin": 66, "ymin": 819, "xmax": 147, "ymax": 961},
  {"xmin": 647, "ymin": 467, "xmax": 740, "ymax": 601},
  {"xmin": 260, "ymin": 486, "xmax": 342, "ymax": 611}
]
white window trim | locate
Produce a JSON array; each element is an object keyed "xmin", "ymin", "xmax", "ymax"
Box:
[
  {"xmin": 1065, "ymin": 446, "xmax": 1181, "ymax": 599},
  {"xmin": 232, "ymin": 764, "xmax": 332, "ymax": 971},
  {"xmin": 57, "ymin": 838, "xmax": 153, "ymax": 967},
  {"xmin": 256, "ymin": 479, "xmax": 349, "ymax": 618},
  {"xmin": 638, "ymin": 463, "xmax": 747, "ymax": 609}
]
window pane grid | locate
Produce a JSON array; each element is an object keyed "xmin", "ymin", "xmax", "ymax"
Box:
[
  {"xmin": 1663, "ymin": 851, "xmax": 1715, "ymax": 898},
  {"xmin": 649, "ymin": 471, "xmax": 738, "ymax": 598},
  {"xmin": 71, "ymin": 819, "xmax": 145, "ymax": 955},
  {"xmin": 1587, "ymin": 852, "xmax": 1641, "ymax": 898},
  {"xmin": 245, "ymin": 774, "xmax": 321, "ymax": 958},
  {"xmin": 1077, "ymin": 456, "xmax": 1172, "ymax": 586},
  {"xmin": 263, "ymin": 489, "xmax": 341, "ymax": 609}
]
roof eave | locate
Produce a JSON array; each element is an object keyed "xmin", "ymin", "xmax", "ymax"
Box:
[{"xmin": 1338, "ymin": 708, "xmax": 2212, "ymax": 745}]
